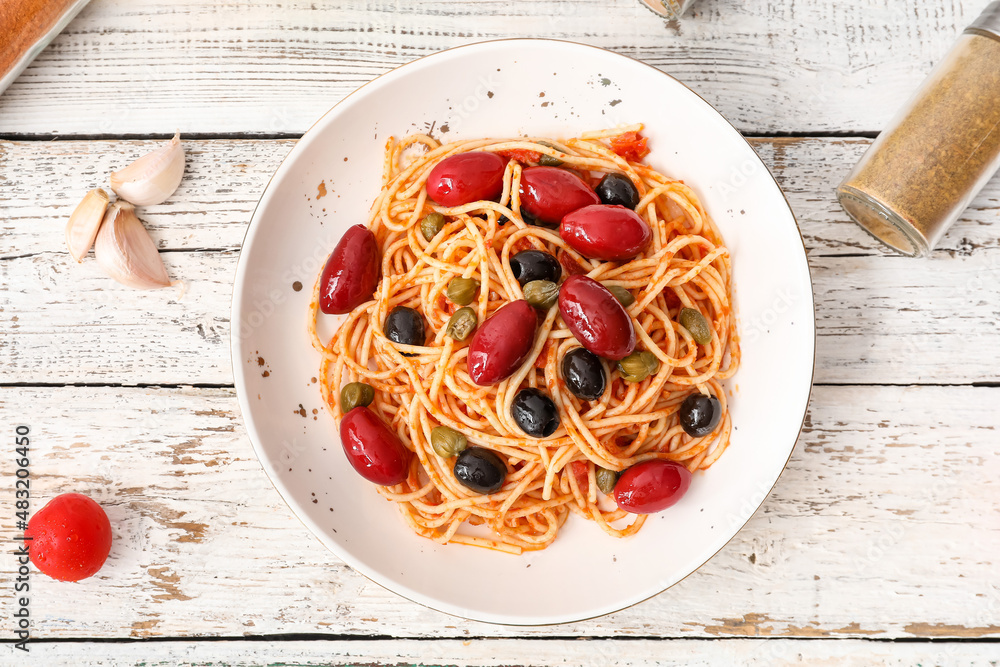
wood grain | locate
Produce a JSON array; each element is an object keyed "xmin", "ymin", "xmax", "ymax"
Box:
[
  {"xmin": 3, "ymin": 138, "xmax": 1000, "ymax": 385},
  {"xmin": 2, "ymin": 384, "xmax": 996, "ymax": 639},
  {"xmin": 4, "ymin": 0, "xmax": 999, "ymax": 658},
  {"xmin": 0, "ymin": 0, "xmax": 978, "ymax": 136},
  {"xmin": 5, "ymin": 638, "xmax": 999, "ymax": 666}
]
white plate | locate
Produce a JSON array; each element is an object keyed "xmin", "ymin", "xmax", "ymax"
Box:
[{"xmin": 231, "ymin": 39, "xmax": 815, "ymax": 625}]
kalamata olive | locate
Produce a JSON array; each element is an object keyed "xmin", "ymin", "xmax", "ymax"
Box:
[
  {"xmin": 614, "ymin": 459, "xmax": 692, "ymax": 514},
  {"xmin": 426, "ymin": 152, "xmax": 506, "ymax": 207},
  {"xmin": 558, "ymin": 275, "xmax": 636, "ymax": 361},
  {"xmin": 446, "ymin": 307, "xmax": 478, "ymax": 342},
  {"xmin": 595, "ymin": 467, "xmax": 620, "ymax": 494},
  {"xmin": 319, "ymin": 224, "xmax": 380, "ymax": 315},
  {"xmin": 680, "ymin": 393, "xmax": 722, "ymax": 437},
  {"xmin": 384, "ymin": 306, "xmax": 425, "ymax": 355},
  {"xmin": 339, "ymin": 406, "xmax": 411, "ymax": 486},
  {"xmin": 431, "ymin": 425, "xmax": 468, "ymax": 458},
  {"xmin": 523, "ymin": 280, "xmax": 559, "ymax": 310},
  {"xmin": 510, "ymin": 250, "xmax": 561, "ymax": 287},
  {"xmin": 617, "ymin": 350, "xmax": 661, "ymax": 383},
  {"xmin": 511, "ymin": 388, "xmax": 560, "ymax": 438},
  {"xmin": 340, "ymin": 382, "xmax": 374, "ymax": 413},
  {"xmin": 561, "ymin": 347, "xmax": 606, "ymax": 401},
  {"xmin": 560, "ymin": 205, "xmax": 652, "ymax": 261},
  {"xmin": 446, "ymin": 276, "xmax": 480, "ymax": 305},
  {"xmin": 467, "ymin": 300, "xmax": 537, "ymax": 386},
  {"xmin": 454, "ymin": 447, "xmax": 507, "ymax": 494},
  {"xmin": 596, "ymin": 172, "xmax": 641, "ymax": 209},
  {"xmin": 519, "ymin": 166, "xmax": 600, "ymax": 225},
  {"xmin": 679, "ymin": 307, "xmax": 713, "ymax": 345},
  {"xmin": 420, "ymin": 212, "xmax": 446, "ymax": 241},
  {"xmin": 605, "ymin": 284, "xmax": 635, "ymax": 308}
]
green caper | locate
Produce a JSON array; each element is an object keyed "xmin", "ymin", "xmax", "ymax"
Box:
[
  {"xmin": 446, "ymin": 307, "xmax": 478, "ymax": 341},
  {"xmin": 606, "ymin": 285, "xmax": 635, "ymax": 308},
  {"xmin": 446, "ymin": 276, "xmax": 480, "ymax": 306},
  {"xmin": 523, "ymin": 279, "xmax": 559, "ymax": 310},
  {"xmin": 617, "ymin": 351, "xmax": 661, "ymax": 383},
  {"xmin": 679, "ymin": 307, "xmax": 712, "ymax": 345},
  {"xmin": 431, "ymin": 425, "xmax": 468, "ymax": 458},
  {"xmin": 420, "ymin": 212, "xmax": 446, "ymax": 241},
  {"xmin": 340, "ymin": 382, "xmax": 375, "ymax": 413},
  {"xmin": 596, "ymin": 467, "xmax": 620, "ymax": 494},
  {"xmin": 537, "ymin": 141, "xmax": 564, "ymax": 167}
]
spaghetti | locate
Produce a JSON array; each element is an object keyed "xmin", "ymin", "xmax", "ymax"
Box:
[{"xmin": 310, "ymin": 125, "xmax": 739, "ymax": 554}]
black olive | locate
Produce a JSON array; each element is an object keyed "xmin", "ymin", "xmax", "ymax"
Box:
[
  {"xmin": 596, "ymin": 172, "xmax": 640, "ymax": 209},
  {"xmin": 384, "ymin": 306, "xmax": 425, "ymax": 356},
  {"xmin": 454, "ymin": 447, "xmax": 507, "ymax": 494},
  {"xmin": 561, "ymin": 348, "xmax": 606, "ymax": 401},
  {"xmin": 679, "ymin": 393, "xmax": 721, "ymax": 437},
  {"xmin": 501, "ymin": 207, "xmax": 543, "ymax": 227},
  {"xmin": 511, "ymin": 388, "xmax": 560, "ymax": 438},
  {"xmin": 510, "ymin": 250, "xmax": 562, "ymax": 287}
]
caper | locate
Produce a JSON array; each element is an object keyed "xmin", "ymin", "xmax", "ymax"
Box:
[
  {"xmin": 537, "ymin": 141, "xmax": 564, "ymax": 167},
  {"xmin": 431, "ymin": 425, "xmax": 468, "ymax": 458},
  {"xmin": 679, "ymin": 307, "xmax": 712, "ymax": 345},
  {"xmin": 617, "ymin": 350, "xmax": 661, "ymax": 383},
  {"xmin": 446, "ymin": 276, "xmax": 479, "ymax": 306},
  {"xmin": 420, "ymin": 212, "xmax": 446, "ymax": 241},
  {"xmin": 340, "ymin": 382, "xmax": 374, "ymax": 413},
  {"xmin": 595, "ymin": 467, "xmax": 619, "ymax": 494},
  {"xmin": 523, "ymin": 279, "xmax": 559, "ymax": 310},
  {"xmin": 446, "ymin": 307, "xmax": 477, "ymax": 341},
  {"xmin": 606, "ymin": 285, "xmax": 635, "ymax": 308}
]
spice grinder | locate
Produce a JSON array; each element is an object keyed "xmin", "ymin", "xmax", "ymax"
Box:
[{"xmin": 837, "ymin": 2, "xmax": 1000, "ymax": 256}]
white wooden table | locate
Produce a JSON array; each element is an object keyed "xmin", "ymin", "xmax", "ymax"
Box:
[{"xmin": 2, "ymin": 1, "xmax": 999, "ymax": 664}]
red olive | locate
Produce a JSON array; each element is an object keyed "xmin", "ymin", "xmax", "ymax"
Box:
[
  {"xmin": 339, "ymin": 406, "xmax": 411, "ymax": 486},
  {"xmin": 560, "ymin": 204, "xmax": 652, "ymax": 261},
  {"xmin": 426, "ymin": 152, "xmax": 506, "ymax": 207},
  {"xmin": 319, "ymin": 225, "xmax": 380, "ymax": 315},
  {"xmin": 519, "ymin": 166, "xmax": 600, "ymax": 225},
  {"xmin": 614, "ymin": 459, "xmax": 692, "ymax": 514},
  {"xmin": 558, "ymin": 275, "xmax": 636, "ymax": 360},
  {"xmin": 467, "ymin": 300, "xmax": 537, "ymax": 386}
]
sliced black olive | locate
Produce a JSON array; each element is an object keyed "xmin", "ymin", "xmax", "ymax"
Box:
[
  {"xmin": 454, "ymin": 447, "xmax": 507, "ymax": 494},
  {"xmin": 561, "ymin": 348, "xmax": 606, "ymax": 401},
  {"xmin": 384, "ymin": 306, "xmax": 425, "ymax": 356},
  {"xmin": 511, "ymin": 388, "xmax": 560, "ymax": 438},
  {"xmin": 679, "ymin": 393, "xmax": 721, "ymax": 437},
  {"xmin": 510, "ymin": 250, "xmax": 561, "ymax": 287},
  {"xmin": 596, "ymin": 173, "xmax": 640, "ymax": 209}
]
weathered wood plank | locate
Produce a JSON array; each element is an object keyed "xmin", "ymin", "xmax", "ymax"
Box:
[
  {"xmin": 4, "ymin": 138, "xmax": 1000, "ymax": 385},
  {"xmin": 3, "ymin": 384, "xmax": 997, "ymax": 639},
  {"xmin": 0, "ymin": 0, "xmax": 977, "ymax": 136},
  {"xmin": 5, "ymin": 638, "xmax": 999, "ymax": 666},
  {"xmin": 4, "ymin": 137, "xmax": 999, "ymax": 257}
]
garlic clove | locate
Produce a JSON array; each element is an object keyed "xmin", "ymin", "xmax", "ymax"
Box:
[
  {"xmin": 94, "ymin": 201, "xmax": 171, "ymax": 289},
  {"xmin": 109, "ymin": 131, "xmax": 185, "ymax": 206},
  {"xmin": 65, "ymin": 188, "xmax": 110, "ymax": 262}
]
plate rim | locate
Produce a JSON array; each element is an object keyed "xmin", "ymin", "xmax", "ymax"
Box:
[{"xmin": 230, "ymin": 36, "xmax": 817, "ymax": 626}]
